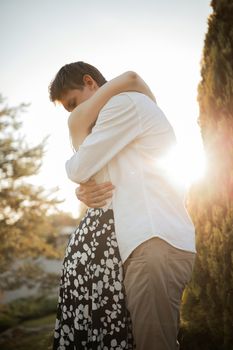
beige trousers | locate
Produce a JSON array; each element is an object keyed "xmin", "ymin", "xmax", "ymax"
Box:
[{"xmin": 123, "ymin": 237, "xmax": 195, "ymax": 350}]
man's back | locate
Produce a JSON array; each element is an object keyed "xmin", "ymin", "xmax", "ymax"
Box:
[
  {"xmin": 101, "ymin": 92, "xmax": 196, "ymax": 263},
  {"xmin": 65, "ymin": 91, "xmax": 196, "ymax": 263}
]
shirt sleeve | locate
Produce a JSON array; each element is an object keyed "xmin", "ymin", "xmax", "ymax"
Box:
[{"xmin": 65, "ymin": 93, "xmax": 140, "ymax": 184}]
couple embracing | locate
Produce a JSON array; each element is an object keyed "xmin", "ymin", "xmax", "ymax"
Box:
[{"xmin": 49, "ymin": 61, "xmax": 196, "ymax": 350}]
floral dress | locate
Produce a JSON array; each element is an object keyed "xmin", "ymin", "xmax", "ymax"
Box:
[{"xmin": 52, "ymin": 207, "xmax": 135, "ymax": 350}]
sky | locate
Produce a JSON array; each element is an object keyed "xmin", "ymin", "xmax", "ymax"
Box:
[{"xmin": 1, "ymin": 0, "xmax": 212, "ymax": 218}]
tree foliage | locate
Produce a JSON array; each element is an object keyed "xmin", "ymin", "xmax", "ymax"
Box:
[
  {"xmin": 0, "ymin": 95, "xmax": 62, "ymax": 273},
  {"xmin": 183, "ymin": 1, "xmax": 233, "ymax": 349}
]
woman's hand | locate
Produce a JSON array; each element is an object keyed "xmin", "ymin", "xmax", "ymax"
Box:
[{"xmin": 75, "ymin": 179, "xmax": 115, "ymax": 208}]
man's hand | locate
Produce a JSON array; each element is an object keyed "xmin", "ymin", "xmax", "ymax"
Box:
[{"xmin": 75, "ymin": 179, "xmax": 115, "ymax": 208}]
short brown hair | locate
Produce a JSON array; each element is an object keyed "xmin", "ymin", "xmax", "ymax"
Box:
[{"xmin": 49, "ymin": 61, "xmax": 107, "ymax": 102}]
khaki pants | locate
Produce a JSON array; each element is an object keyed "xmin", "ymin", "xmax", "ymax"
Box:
[{"xmin": 123, "ymin": 237, "xmax": 195, "ymax": 350}]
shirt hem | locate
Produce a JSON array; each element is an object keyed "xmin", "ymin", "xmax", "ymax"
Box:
[{"xmin": 121, "ymin": 234, "xmax": 196, "ymax": 264}]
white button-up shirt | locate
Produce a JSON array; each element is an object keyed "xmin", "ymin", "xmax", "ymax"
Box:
[{"xmin": 65, "ymin": 92, "xmax": 196, "ymax": 263}]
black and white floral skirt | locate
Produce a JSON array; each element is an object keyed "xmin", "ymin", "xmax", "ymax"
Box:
[{"xmin": 52, "ymin": 208, "xmax": 135, "ymax": 350}]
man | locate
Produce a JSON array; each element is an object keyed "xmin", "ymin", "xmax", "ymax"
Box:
[{"xmin": 49, "ymin": 61, "xmax": 196, "ymax": 349}]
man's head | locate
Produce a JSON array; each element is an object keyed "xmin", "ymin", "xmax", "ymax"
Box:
[{"xmin": 49, "ymin": 61, "xmax": 107, "ymax": 112}]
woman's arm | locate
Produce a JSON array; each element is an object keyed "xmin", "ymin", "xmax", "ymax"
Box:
[{"xmin": 68, "ymin": 71, "xmax": 156, "ymax": 150}]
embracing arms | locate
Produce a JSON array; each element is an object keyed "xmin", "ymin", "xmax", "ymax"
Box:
[
  {"xmin": 65, "ymin": 93, "xmax": 140, "ymax": 183},
  {"xmin": 66, "ymin": 71, "xmax": 156, "ymax": 206},
  {"xmin": 68, "ymin": 71, "xmax": 156, "ymax": 150}
]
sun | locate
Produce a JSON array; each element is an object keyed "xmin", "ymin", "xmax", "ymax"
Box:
[{"xmin": 155, "ymin": 143, "xmax": 207, "ymax": 190}]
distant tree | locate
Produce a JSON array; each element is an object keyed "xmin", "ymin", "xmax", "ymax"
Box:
[
  {"xmin": 182, "ymin": 1, "xmax": 233, "ymax": 349},
  {"xmin": 0, "ymin": 95, "xmax": 62, "ymax": 275},
  {"xmin": 48, "ymin": 211, "xmax": 79, "ymax": 229}
]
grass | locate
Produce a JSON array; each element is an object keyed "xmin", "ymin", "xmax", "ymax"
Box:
[
  {"xmin": 21, "ymin": 313, "xmax": 56, "ymax": 328},
  {"xmin": 0, "ymin": 314, "xmax": 56, "ymax": 350},
  {"xmin": 1, "ymin": 331, "xmax": 54, "ymax": 350}
]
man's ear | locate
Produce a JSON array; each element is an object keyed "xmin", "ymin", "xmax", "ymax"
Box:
[{"xmin": 83, "ymin": 74, "xmax": 97, "ymax": 90}]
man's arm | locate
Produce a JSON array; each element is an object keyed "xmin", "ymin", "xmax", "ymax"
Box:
[{"xmin": 65, "ymin": 93, "xmax": 139, "ymax": 184}]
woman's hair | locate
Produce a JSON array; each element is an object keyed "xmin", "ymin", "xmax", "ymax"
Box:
[{"xmin": 49, "ymin": 61, "xmax": 107, "ymax": 102}]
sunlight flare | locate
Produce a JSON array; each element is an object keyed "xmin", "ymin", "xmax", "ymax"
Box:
[{"xmin": 156, "ymin": 144, "xmax": 206, "ymax": 189}]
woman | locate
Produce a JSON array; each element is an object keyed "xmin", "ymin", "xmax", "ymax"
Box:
[{"xmin": 52, "ymin": 69, "xmax": 156, "ymax": 350}]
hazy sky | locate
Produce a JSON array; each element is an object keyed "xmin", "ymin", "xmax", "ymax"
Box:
[{"xmin": 1, "ymin": 0, "xmax": 212, "ymax": 217}]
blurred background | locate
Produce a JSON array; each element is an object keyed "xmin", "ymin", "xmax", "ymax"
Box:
[
  {"xmin": 1, "ymin": 0, "xmax": 211, "ymax": 215},
  {"xmin": 1, "ymin": 0, "xmax": 233, "ymax": 349}
]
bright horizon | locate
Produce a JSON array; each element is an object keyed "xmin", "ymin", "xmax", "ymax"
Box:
[{"xmin": 1, "ymin": 0, "xmax": 211, "ymax": 218}]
